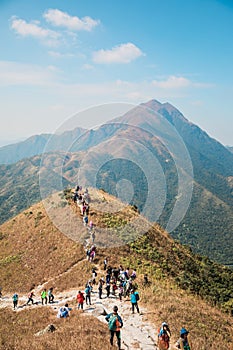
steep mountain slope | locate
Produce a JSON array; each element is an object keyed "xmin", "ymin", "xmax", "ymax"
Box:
[
  {"xmin": 0, "ymin": 152, "xmax": 73, "ymax": 225},
  {"xmin": 0, "ymin": 100, "xmax": 233, "ymax": 265},
  {"xmin": 0, "ymin": 189, "xmax": 232, "ymax": 349}
]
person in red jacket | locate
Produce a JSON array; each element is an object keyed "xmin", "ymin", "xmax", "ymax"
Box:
[{"xmin": 77, "ymin": 290, "xmax": 85, "ymax": 310}]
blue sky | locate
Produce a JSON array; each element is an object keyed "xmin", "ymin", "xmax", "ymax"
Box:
[{"xmin": 0, "ymin": 0, "xmax": 233, "ymax": 146}]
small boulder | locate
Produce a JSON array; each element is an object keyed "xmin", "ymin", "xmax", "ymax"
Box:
[{"xmin": 35, "ymin": 324, "xmax": 56, "ymax": 336}]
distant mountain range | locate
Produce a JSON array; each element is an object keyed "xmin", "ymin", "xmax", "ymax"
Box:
[
  {"xmin": 0, "ymin": 99, "xmax": 233, "ymax": 265},
  {"xmin": 0, "ymin": 127, "xmax": 85, "ymax": 164}
]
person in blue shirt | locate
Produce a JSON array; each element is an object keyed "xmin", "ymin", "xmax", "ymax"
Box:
[{"xmin": 130, "ymin": 289, "xmax": 140, "ymax": 314}]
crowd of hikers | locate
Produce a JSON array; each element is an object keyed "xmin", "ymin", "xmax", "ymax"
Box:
[{"xmin": 2, "ymin": 185, "xmax": 192, "ymax": 349}]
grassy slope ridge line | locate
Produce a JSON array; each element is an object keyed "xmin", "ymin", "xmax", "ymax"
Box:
[{"xmin": 0, "ymin": 189, "xmax": 232, "ymax": 349}]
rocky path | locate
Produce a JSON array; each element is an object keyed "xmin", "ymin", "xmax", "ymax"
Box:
[{"xmin": 0, "ymin": 261, "xmax": 158, "ymax": 350}]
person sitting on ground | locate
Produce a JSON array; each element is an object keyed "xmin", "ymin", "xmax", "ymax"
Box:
[
  {"xmin": 57, "ymin": 303, "xmax": 70, "ymax": 318},
  {"xmin": 105, "ymin": 305, "xmax": 123, "ymax": 350},
  {"xmin": 175, "ymin": 327, "xmax": 192, "ymax": 350},
  {"xmin": 158, "ymin": 322, "xmax": 171, "ymax": 350}
]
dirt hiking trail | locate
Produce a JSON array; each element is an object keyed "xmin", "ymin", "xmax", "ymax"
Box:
[{"xmin": 0, "ymin": 260, "xmax": 158, "ymax": 350}]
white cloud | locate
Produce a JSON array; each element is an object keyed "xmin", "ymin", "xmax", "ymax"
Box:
[
  {"xmin": 0, "ymin": 61, "xmax": 56, "ymax": 86},
  {"xmin": 82, "ymin": 64, "xmax": 95, "ymax": 70},
  {"xmin": 48, "ymin": 50, "xmax": 74, "ymax": 58},
  {"xmin": 152, "ymin": 76, "xmax": 191, "ymax": 89},
  {"xmin": 10, "ymin": 16, "xmax": 60, "ymax": 46},
  {"xmin": 93, "ymin": 43, "xmax": 145, "ymax": 64},
  {"xmin": 43, "ymin": 9, "xmax": 100, "ymax": 31},
  {"xmin": 152, "ymin": 76, "xmax": 214, "ymax": 89}
]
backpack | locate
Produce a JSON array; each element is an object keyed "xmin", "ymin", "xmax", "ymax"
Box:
[
  {"xmin": 85, "ymin": 286, "xmax": 91, "ymax": 295},
  {"xmin": 176, "ymin": 339, "xmax": 190, "ymax": 350},
  {"xmin": 108, "ymin": 314, "xmax": 117, "ymax": 331},
  {"xmin": 135, "ymin": 292, "xmax": 140, "ymax": 301},
  {"xmin": 12, "ymin": 293, "xmax": 18, "ymax": 301}
]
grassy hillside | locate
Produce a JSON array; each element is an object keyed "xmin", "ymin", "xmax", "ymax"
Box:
[
  {"xmin": 0, "ymin": 308, "xmax": 114, "ymax": 350},
  {"xmin": 0, "ymin": 190, "xmax": 232, "ymax": 349}
]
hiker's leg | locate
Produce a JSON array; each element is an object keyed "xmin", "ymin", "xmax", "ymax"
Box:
[
  {"xmin": 136, "ymin": 302, "xmax": 140, "ymax": 313},
  {"xmin": 132, "ymin": 303, "xmax": 135, "ymax": 313},
  {"xmin": 110, "ymin": 331, "xmax": 114, "ymax": 346},
  {"xmin": 116, "ymin": 331, "xmax": 121, "ymax": 349}
]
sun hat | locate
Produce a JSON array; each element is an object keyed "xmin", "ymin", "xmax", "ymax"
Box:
[{"xmin": 180, "ymin": 327, "xmax": 189, "ymax": 335}]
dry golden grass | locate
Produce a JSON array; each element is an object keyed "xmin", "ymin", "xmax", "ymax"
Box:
[
  {"xmin": 0, "ymin": 202, "xmax": 88, "ymax": 293},
  {"xmin": 138, "ymin": 278, "xmax": 233, "ymax": 350},
  {"xmin": 0, "ymin": 307, "xmax": 117, "ymax": 350},
  {"xmin": 0, "ymin": 189, "xmax": 233, "ymax": 350}
]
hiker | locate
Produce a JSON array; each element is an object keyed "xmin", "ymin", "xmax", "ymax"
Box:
[
  {"xmin": 12, "ymin": 293, "xmax": 19, "ymax": 310},
  {"xmin": 175, "ymin": 328, "xmax": 192, "ymax": 349},
  {"xmin": 26, "ymin": 291, "xmax": 35, "ymax": 305},
  {"xmin": 92, "ymin": 268, "xmax": 97, "ymax": 285},
  {"xmin": 77, "ymin": 290, "xmax": 85, "ymax": 310},
  {"xmin": 86, "ymin": 248, "xmax": 91, "ymax": 261},
  {"xmin": 105, "ymin": 305, "xmax": 123, "ymax": 350},
  {"xmin": 158, "ymin": 322, "xmax": 171, "ymax": 350},
  {"xmin": 98, "ymin": 278, "xmax": 104, "ymax": 299},
  {"xmin": 41, "ymin": 288, "xmax": 48, "ymax": 305},
  {"xmin": 112, "ymin": 280, "xmax": 117, "ymax": 295},
  {"xmin": 130, "ymin": 289, "xmax": 140, "ymax": 314},
  {"xmin": 131, "ymin": 269, "xmax": 137, "ymax": 279},
  {"xmin": 118, "ymin": 283, "xmax": 124, "ymax": 301},
  {"xmin": 89, "ymin": 220, "xmax": 94, "ymax": 231},
  {"xmin": 89, "ymin": 249, "xmax": 95, "ymax": 262},
  {"xmin": 91, "ymin": 231, "xmax": 96, "ymax": 243},
  {"xmin": 48, "ymin": 288, "xmax": 54, "ymax": 303},
  {"xmin": 143, "ymin": 273, "xmax": 149, "ymax": 285},
  {"xmin": 57, "ymin": 303, "xmax": 70, "ymax": 318},
  {"xmin": 83, "ymin": 215, "xmax": 88, "ymax": 226},
  {"xmin": 106, "ymin": 272, "xmax": 111, "ymax": 284},
  {"xmin": 124, "ymin": 267, "xmax": 130, "ymax": 280},
  {"xmin": 106, "ymin": 283, "xmax": 111, "ymax": 298},
  {"xmin": 104, "ymin": 257, "xmax": 108, "ymax": 270},
  {"xmin": 85, "ymin": 284, "xmax": 92, "ymax": 305}
]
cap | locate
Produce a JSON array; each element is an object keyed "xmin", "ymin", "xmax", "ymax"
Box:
[
  {"xmin": 113, "ymin": 306, "xmax": 118, "ymax": 312},
  {"xmin": 180, "ymin": 328, "xmax": 189, "ymax": 335},
  {"xmin": 162, "ymin": 322, "xmax": 168, "ymax": 327}
]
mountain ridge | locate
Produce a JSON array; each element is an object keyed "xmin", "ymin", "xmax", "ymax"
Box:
[
  {"xmin": 0, "ymin": 188, "xmax": 232, "ymax": 349},
  {"xmin": 0, "ymin": 99, "xmax": 233, "ymax": 265}
]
